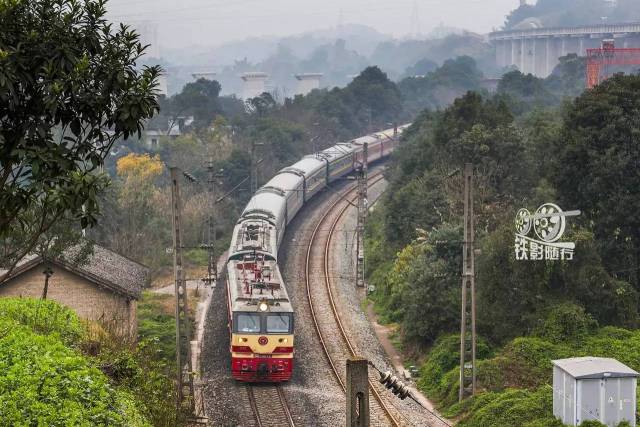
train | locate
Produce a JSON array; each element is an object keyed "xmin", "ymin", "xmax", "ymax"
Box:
[{"xmin": 226, "ymin": 124, "xmax": 410, "ymax": 382}]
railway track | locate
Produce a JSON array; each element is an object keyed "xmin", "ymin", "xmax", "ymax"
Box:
[
  {"xmin": 246, "ymin": 384, "xmax": 295, "ymax": 427},
  {"xmin": 304, "ymin": 171, "xmax": 407, "ymax": 427}
]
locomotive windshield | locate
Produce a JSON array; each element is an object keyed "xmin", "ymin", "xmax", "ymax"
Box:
[
  {"xmin": 266, "ymin": 314, "xmax": 291, "ymax": 333},
  {"xmin": 236, "ymin": 313, "xmax": 261, "ymax": 333}
]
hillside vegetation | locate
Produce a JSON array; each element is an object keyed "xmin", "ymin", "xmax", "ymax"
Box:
[
  {"xmin": 366, "ymin": 74, "xmax": 640, "ymax": 425},
  {"xmin": 0, "ymin": 298, "xmax": 182, "ymax": 426}
]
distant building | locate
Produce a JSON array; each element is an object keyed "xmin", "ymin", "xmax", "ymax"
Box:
[
  {"xmin": 480, "ymin": 78, "xmax": 501, "ymax": 93},
  {"xmin": 0, "ymin": 244, "xmax": 148, "ymax": 339},
  {"xmin": 129, "ymin": 21, "xmax": 160, "ymax": 59},
  {"xmin": 241, "ymin": 72, "xmax": 269, "ymax": 99},
  {"xmin": 294, "ymin": 73, "xmax": 323, "ymax": 96},
  {"xmin": 157, "ymin": 74, "xmax": 168, "ymax": 97}
]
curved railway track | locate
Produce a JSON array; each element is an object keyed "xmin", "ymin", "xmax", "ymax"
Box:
[
  {"xmin": 304, "ymin": 172, "xmax": 407, "ymax": 427},
  {"xmin": 247, "ymin": 384, "xmax": 295, "ymax": 427}
]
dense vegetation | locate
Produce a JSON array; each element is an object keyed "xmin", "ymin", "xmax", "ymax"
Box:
[
  {"xmin": 366, "ymin": 74, "xmax": 640, "ymax": 424},
  {"xmin": 0, "ymin": 298, "xmax": 181, "ymax": 426},
  {"xmin": 0, "ymin": 0, "xmax": 159, "ymax": 275}
]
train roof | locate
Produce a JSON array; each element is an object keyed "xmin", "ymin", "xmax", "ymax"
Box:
[
  {"xmin": 228, "ymin": 258, "xmax": 293, "ymax": 313},
  {"xmin": 262, "ymin": 171, "xmax": 304, "ymax": 195},
  {"xmin": 241, "ymin": 191, "xmax": 286, "ymax": 224},
  {"xmin": 316, "ymin": 143, "xmax": 355, "ymax": 161},
  {"xmin": 228, "ymin": 219, "xmax": 278, "ymax": 261},
  {"xmin": 286, "ymin": 157, "xmax": 326, "ymax": 177}
]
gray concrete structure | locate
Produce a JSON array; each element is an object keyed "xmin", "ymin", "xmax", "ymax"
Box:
[
  {"xmin": 553, "ymin": 357, "xmax": 638, "ymax": 426},
  {"xmin": 240, "ymin": 72, "xmax": 269, "ymax": 100},
  {"xmin": 294, "ymin": 73, "xmax": 323, "ymax": 96},
  {"xmin": 490, "ymin": 22, "xmax": 640, "ymax": 77}
]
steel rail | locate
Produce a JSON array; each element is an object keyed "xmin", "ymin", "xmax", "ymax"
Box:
[
  {"xmin": 304, "ymin": 171, "xmax": 402, "ymax": 426},
  {"xmin": 247, "ymin": 384, "xmax": 295, "ymax": 427}
]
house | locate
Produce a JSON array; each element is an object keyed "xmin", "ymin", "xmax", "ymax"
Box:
[{"xmin": 0, "ymin": 244, "xmax": 148, "ymax": 339}]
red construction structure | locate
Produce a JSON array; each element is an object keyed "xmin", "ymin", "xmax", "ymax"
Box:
[{"xmin": 587, "ymin": 40, "xmax": 640, "ymax": 88}]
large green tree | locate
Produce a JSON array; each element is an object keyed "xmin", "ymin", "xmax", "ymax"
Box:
[
  {"xmin": 0, "ymin": 0, "xmax": 160, "ymax": 270},
  {"xmin": 553, "ymin": 74, "xmax": 640, "ymax": 290}
]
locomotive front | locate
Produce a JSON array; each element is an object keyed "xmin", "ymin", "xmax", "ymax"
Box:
[{"xmin": 228, "ymin": 256, "xmax": 294, "ymax": 382}]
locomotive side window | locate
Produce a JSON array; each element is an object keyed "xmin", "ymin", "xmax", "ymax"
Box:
[
  {"xmin": 236, "ymin": 313, "xmax": 261, "ymax": 333},
  {"xmin": 266, "ymin": 313, "xmax": 292, "ymax": 333}
]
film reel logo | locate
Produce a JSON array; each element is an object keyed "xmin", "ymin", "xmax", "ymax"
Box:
[{"xmin": 515, "ymin": 203, "xmax": 580, "ymax": 261}]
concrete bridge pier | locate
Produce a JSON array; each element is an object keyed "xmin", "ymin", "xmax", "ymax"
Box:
[{"xmin": 490, "ymin": 23, "xmax": 640, "ymax": 78}]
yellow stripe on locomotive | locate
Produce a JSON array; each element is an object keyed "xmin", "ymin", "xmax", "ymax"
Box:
[{"xmin": 230, "ymin": 306, "xmax": 294, "ymax": 382}]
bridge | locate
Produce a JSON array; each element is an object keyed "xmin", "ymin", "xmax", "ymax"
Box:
[{"xmin": 489, "ymin": 22, "xmax": 640, "ymax": 77}]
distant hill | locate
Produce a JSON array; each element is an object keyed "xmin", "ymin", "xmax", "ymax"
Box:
[{"xmin": 156, "ymin": 24, "xmax": 494, "ymax": 97}]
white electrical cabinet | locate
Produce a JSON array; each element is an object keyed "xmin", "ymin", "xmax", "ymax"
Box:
[{"xmin": 553, "ymin": 357, "xmax": 638, "ymax": 426}]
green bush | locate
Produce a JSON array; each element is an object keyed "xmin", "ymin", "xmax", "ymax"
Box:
[
  {"xmin": 0, "ymin": 297, "xmax": 84, "ymax": 345},
  {"xmin": 535, "ymin": 303, "xmax": 598, "ymax": 345},
  {"xmin": 417, "ymin": 334, "xmax": 492, "ymax": 407},
  {"xmin": 137, "ymin": 292, "xmax": 177, "ymax": 364},
  {"xmin": 96, "ymin": 341, "xmax": 180, "ymax": 427},
  {"xmin": 0, "ymin": 320, "xmax": 125, "ymax": 426},
  {"xmin": 457, "ymin": 386, "xmax": 562, "ymax": 427}
]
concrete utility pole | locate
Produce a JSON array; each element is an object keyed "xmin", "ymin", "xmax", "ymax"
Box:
[
  {"xmin": 170, "ymin": 167, "xmax": 196, "ymax": 413},
  {"xmin": 459, "ymin": 163, "xmax": 476, "ymax": 402},
  {"xmin": 250, "ymin": 141, "xmax": 264, "ymax": 194},
  {"xmin": 346, "ymin": 358, "xmax": 370, "ymax": 427},
  {"xmin": 356, "ymin": 143, "xmax": 368, "ymax": 288},
  {"xmin": 203, "ymin": 157, "xmax": 224, "ymax": 287}
]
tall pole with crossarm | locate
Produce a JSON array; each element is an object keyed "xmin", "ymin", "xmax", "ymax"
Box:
[
  {"xmin": 459, "ymin": 163, "xmax": 476, "ymax": 402},
  {"xmin": 170, "ymin": 167, "xmax": 195, "ymax": 413},
  {"xmin": 356, "ymin": 143, "xmax": 368, "ymax": 288}
]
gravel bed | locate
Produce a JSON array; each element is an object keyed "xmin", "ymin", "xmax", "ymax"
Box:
[
  {"xmin": 200, "ymin": 164, "xmax": 423, "ymax": 426},
  {"xmin": 330, "ymin": 182, "xmax": 451, "ymax": 427}
]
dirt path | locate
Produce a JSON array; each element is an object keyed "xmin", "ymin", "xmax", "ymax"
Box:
[{"xmin": 365, "ymin": 304, "xmax": 438, "ymax": 412}]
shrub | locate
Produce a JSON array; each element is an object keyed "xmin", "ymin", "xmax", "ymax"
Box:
[
  {"xmin": 535, "ymin": 303, "xmax": 598, "ymax": 345},
  {"xmin": 418, "ymin": 334, "xmax": 492, "ymax": 407},
  {"xmin": 0, "ymin": 297, "xmax": 84, "ymax": 345},
  {"xmin": 95, "ymin": 341, "xmax": 180, "ymax": 427},
  {"xmin": 0, "ymin": 320, "xmax": 125, "ymax": 425},
  {"xmin": 498, "ymin": 337, "xmax": 572, "ymax": 389},
  {"xmin": 457, "ymin": 386, "xmax": 562, "ymax": 427}
]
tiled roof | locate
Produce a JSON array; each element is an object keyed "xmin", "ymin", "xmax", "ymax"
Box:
[{"xmin": 0, "ymin": 243, "xmax": 148, "ymax": 299}]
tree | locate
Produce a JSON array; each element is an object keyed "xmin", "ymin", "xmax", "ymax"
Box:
[
  {"xmin": 113, "ymin": 154, "xmax": 165, "ymax": 262},
  {"xmin": 0, "ymin": 0, "xmax": 160, "ymax": 271},
  {"xmin": 553, "ymin": 74, "xmax": 640, "ymax": 290},
  {"xmin": 170, "ymin": 78, "xmax": 222, "ymax": 130}
]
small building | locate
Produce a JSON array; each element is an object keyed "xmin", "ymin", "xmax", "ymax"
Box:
[
  {"xmin": 553, "ymin": 357, "xmax": 638, "ymax": 426},
  {"xmin": 0, "ymin": 244, "xmax": 148, "ymax": 339}
]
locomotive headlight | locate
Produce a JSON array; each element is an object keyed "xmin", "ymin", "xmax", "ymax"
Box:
[
  {"xmin": 259, "ymin": 302, "xmax": 269, "ymax": 312},
  {"xmin": 279, "ymin": 338, "xmax": 288, "ymax": 344}
]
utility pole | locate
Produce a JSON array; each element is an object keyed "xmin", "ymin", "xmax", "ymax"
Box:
[
  {"xmin": 459, "ymin": 163, "xmax": 476, "ymax": 402},
  {"xmin": 250, "ymin": 141, "xmax": 264, "ymax": 194},
  {"xmin": 356, "ymin": 143, "xmax": 368, "ymax": 288},
  {"xmin": 170, "ymin": 167, "xmax": 196, "ymax": 413},
  {"xmin": 346, "ymin": 358, "xmax": 370, "ymax": 427},
  {"xmin": 203, "ymin": 157, "xmax": 224, "ymax": 287}
]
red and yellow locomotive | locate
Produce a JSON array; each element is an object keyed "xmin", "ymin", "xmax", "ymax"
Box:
[{"xmin": 226, "ymin": 220, "xmax": 294, "ymax": 382}]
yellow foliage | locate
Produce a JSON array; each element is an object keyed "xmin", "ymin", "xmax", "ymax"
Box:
[{"xmin": 116, "ymin": 153, "xmax": 164, "ymax": 181}]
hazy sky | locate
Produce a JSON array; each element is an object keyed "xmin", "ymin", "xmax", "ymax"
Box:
[{"xmin": 106, "ymin": 0, "xmax": 519, "ymax": 50}]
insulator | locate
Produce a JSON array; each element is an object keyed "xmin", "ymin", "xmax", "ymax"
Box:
[{"xmin": 380, "ymin": 370, "xmax": 411, "ymax": 400}]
